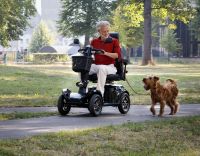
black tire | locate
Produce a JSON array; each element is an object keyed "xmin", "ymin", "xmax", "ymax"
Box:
[
  {"xmin": 88, "ymin": 94, "xmax": 103, "ymax": 116},
  {"xmin": 57, "ymin": 95, "xmax": 71, "ymax": 116},
  {"xmin": 118, "ymin": 92, "xmax": 130, "ymax": 114}
]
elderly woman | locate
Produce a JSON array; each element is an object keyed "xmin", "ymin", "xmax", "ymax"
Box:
[{"xmin": 89, "ymin": 21, "xmax": 121, "ymax": 96}]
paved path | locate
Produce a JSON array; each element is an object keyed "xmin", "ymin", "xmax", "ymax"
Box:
[{"xmin": 0, "ymin": 104, "xmax": 200, "ymax": 139}]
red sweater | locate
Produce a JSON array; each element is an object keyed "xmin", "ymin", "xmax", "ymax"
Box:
[{"xmin": 91, "ymin": 37, "xmax": 121, "ymax": 65}]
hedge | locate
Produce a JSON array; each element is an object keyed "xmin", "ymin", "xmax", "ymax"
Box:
[{"xmin": 32, "ymin": 53, "xmax": 69, "ymax": 64}]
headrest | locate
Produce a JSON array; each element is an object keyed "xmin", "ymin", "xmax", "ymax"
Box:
[
  {"xmin": 109, "ymin": 32, "xmax": 119, "ymax": 40},
  {"xmin": 73, "ymin": 39, "xmax": 80, "ymax": 44}
]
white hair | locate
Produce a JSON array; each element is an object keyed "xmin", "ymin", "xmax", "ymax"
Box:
[{"xmin": 96, "ymin": 21, "xmax": 110, "ymax": 31}]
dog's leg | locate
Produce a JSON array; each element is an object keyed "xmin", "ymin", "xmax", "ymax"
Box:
[
  {"xmin": 167, "ymin": 101, "xmax": 175, "ymax": 115},
  {"xmin": 150, "ymin": 103, "xmax": 156, "ymax": 115},
  {"xmin": 158, "ymin": 101, "xmax": 165, "ymax": 117},
  {"xmin": 174, "ymin": 101, "xmax": 179, "ymax": 114}
]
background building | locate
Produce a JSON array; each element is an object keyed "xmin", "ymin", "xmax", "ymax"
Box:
[{"xmin": 175, "ymin": 21, "xmax": 200, "ymax": 57}]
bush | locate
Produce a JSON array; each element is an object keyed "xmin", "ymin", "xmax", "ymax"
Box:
[
  {"xmin": 32, "ymin": 53, "xmax": 69, "ymax": 64},
  {"xmin": 25, "ymin": 54, "xmax": 34, "ymax": 62}
]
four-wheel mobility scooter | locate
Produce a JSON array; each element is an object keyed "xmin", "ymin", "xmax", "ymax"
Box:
[{"xmin": 57, "ymin": 33, "xmax": 130, "ymax": 116}]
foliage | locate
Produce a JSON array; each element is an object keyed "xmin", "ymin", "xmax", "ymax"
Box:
[
  {"xmin": 152, "ymin": 0, "xmax": 196, "ymax": 26},
  {"xmin": 58, "ymin": 0, "xmax": 115, "ymax": 45},
  {"xmin": 160, "ymin": 29, "xmax": 181, "ymax": 54},
  {"xmin": 122, "ymin": 0, "xmax": 196, "ymax": 32},
  {"xmin": 123, "ymin": 2, "xmax": 144, "ymax": 27},
  {"xmin": 32, "ymin": 53, "xmax": 69, "ymax": 64},
  {"xmin": 118, "ymin": 0, "xmax": 196, "ymax": 65},
  {"xmin": 111, "ymin": 5, "xmax": 143, "ymax": 47},
  {"xmin": 121, "ymin": 0, "xmax": 195, "ymax": 28},
  {"xmin": 0, "ymin": 0, "xmax": 36, "ymax": 47},
  {"xmin": 151, "ymin": 17, "xmax": 162, "ymax": 47},
  {"xmin": 29, "ymin": 21, "xmax": 55, "ymax": 53}
]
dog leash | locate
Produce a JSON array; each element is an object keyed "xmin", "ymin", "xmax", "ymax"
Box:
[{"xmin": 125, "ymin": 78, "xmax": 150, "ymax": 96}]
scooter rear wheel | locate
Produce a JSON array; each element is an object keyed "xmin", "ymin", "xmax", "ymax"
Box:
[
  {"xmin": 57, "ymin": 95, "xmax": 71, "ymax": 115},
  {"xmin": 118, "ymin": 92, "xmax": 130, "ymax": 114},
  {"xmin": 88, "ymin": 94, "xmax": 103, "ymax": 116}
]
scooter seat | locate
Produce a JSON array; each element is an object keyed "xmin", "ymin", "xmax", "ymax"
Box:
[
  {"xmin": 88, "ymin": 74, "xmax": 122, "ymax": 83},
  {"xmin": 88, "ymin": 58, "xmax": 128, "ymax": 83}
]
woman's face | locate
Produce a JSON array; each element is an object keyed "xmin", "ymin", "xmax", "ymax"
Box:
[{"xmin": 99, "ymin": 25, "xmax": 110, "ymax": 41}]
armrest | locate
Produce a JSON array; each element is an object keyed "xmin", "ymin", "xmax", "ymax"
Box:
[{"xmin": 122, "ymin": 59, "xmax": 128, "ymax": 65}]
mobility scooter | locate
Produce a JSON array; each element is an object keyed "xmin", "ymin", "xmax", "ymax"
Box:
[{"xmin": 57, "ymin": 33, "xmax": 130, "ymax": 116}]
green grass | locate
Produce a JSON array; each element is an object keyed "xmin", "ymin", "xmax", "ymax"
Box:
[
  {"xmin": 0, "ymin": 112, "xmax": 58, "ymax": 121},
  {"xmin": 123, "ymin": 64, "xmax": 200, "ymax": 104},
  {"xmin": 0, "ymin": 115, "xmax": 200, "ymax": 156},
  {"xmin": 0, "ymin": 63, "xmax": 200, "ymax": 107},
  {"xmin": 0, "ymin": 64, "xmax": 79, "ymax": 107}
]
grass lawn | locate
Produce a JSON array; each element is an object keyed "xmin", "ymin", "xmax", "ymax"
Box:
[
  {"xmin": 0, "ymin": 63, "xmax": 200, "ymax": 107},
  {"xmin": 0, "ymin": 63, "xmax": 200, "ymax": 155},
  {"xmin": 0, "ymin": 112, "xmax": 58, "ymax": 120},
  {"xmin": 0, "ymin": 115, "xmax": 200, "ymax": 156}
]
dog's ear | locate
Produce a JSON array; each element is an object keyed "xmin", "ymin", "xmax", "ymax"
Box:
[
  {"xmin": 142, "ymin": 78, "xmax": 146, "ymax": 82},
  {"xmin": 154, "ymin": 76, "xmax": 159, "ymax": 81}
]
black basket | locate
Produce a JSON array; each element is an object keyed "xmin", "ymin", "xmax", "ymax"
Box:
[{"xmin": 72, "ymin": 56, "xmax": 93, "ymax": 72}]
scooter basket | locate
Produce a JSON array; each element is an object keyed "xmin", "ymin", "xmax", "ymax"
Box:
[{"xmin": 72, "ymin": 56, "xmax": 93, "ymax": 72}]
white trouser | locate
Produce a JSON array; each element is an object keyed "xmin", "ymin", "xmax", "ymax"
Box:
[{"xmin": 89, "ymin": 64, "xmax": 117, "ymax": 96}]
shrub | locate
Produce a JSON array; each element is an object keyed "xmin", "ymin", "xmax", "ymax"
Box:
[{"xmin": 32, "ymin": 53, "xmax": 69, "ymax": 64}]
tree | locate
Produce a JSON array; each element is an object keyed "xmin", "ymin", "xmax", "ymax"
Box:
[
  {"xmin": 111, "ymin": 4, "xmax": 144, "ymax": 47},
  {"xmin": 58, "ymin": 0, "xmax": 115, "ymax": 46},
  {"xmin": 0, "ymin": 0, "xmax": 36, "ymax": 47},
  {"xmin": 143, "ymin": 0, "xmax": 152, "ymax": 65},
  {"xmin": 29, "ymin": 21, "xmax": 55, "ymax": 53},
  {"xmin": 111, "ymin": 4, "xmax": 143, "ymax": 62},
  {"xmin": 121, "ymin": 0, "xmax": 196, "ymax": 65},
  {"xmin": 190, "ymin": 0, "xmax": 200, "ymax": 40},
  {"xmin": 160, "ymin": 29, "xmax": 181, "ymax": 58}
]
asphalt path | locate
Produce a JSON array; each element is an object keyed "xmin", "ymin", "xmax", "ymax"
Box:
[{"xmin": 0, "ymin": 104, "xmax": 200, "ymax": 139}]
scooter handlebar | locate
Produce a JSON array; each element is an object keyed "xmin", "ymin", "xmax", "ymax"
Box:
[
  {"xmin": 78, "ymin": 48, "xmax": 104, "ymax": 55},
  {"xmin": 92, "ymin": 48, "xmax": 104, "ymax": 54},
  {"xmin": 78, "ymin": 49, "xmax": 85, "ymax": 52}
]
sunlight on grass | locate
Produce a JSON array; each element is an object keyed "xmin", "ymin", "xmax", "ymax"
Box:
[
  {"xmin": 0, "ymin": 94, "xmax": 44, "ymax": 100},
  {"xmin": 0, "ymin": 94, "xmax": 58, "ymax": 107},
  {"xmin": 10, "ymin": 64, "xmax": 76, "ymax": 76},
  {"xmin": 0, "ymin": 112, "xmax": 58, "ymax": 121},
  {"xmin": 0, "ymin": 76, "xmax": 18, "ymax": 81}
]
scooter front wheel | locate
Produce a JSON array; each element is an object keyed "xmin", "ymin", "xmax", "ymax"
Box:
[
  {"xmin": 118, "ymin": 92, "xmax": 130, "ymax": 114},
  {"xmin": 88, "ymin": 94, "xmax": 103, "ymax": 116},
  {"xmin": 57, "ymin": 95, "xmax": 71, "ymax": 116}
]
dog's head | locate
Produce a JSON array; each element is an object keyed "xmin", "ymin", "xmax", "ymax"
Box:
[{"xmin": 142, "ymin": 76, "xmax": 159, "ymax": 90}]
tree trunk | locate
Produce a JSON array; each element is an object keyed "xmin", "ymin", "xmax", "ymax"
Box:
[
  {"xmin": 142, "ymin": 0, "xmax": 153, "ymax": 65},
  {"xmin": 126, "ymin": 47, "xmax": 131, "ymax": 64},
  {"xmin": 84, "ymin": 34, "xmax": 90, "ymax": 47}
]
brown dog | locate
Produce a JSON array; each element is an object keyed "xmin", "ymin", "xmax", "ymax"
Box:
[{"xmin": 142, "ymin": 76, "xmax": 179, "ymax": 117}]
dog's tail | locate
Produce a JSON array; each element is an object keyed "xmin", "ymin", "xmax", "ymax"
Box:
[
  {"xmin": 167, "ymin": 79, "xmax": 179, "ymax": 97},
  {"xmin": 166, "ymin": 79, "xmax": 177, "ymax": 85}
]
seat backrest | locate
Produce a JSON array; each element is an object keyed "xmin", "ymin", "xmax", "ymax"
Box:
[
  {"xmin": 115, "ymin": 59, "xmax": 124, "ymax": 79},
  {"xmin": 109, "ymin": 32, "xmax": 121, "ymax": 59},
  {"xmin": 109, "ymin": 32, "xmax": 119, "ymax": 40},
  {"xmin": 109, "ymin": 32, "xmax": 127, "ymax": 80}
]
